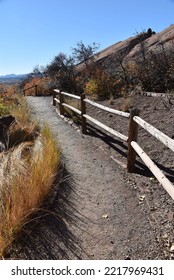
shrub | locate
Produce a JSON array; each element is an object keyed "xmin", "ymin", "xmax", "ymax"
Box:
[
  {"xmin": 23, "ymin": 77, "xmax": 54, "ymax": 96},
  {"xmin": 119, "ymin": 97, "xmax": 132, "ymax": 112},
  {"xmin": 0, "ymin": 102, "xmax": 10, "ymax": 116},
  {"xmin": 85, "ymin": 70, "xmax": 116, "ymax": 99}
]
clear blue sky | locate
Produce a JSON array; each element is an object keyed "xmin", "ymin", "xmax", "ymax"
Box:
[{"xmin": 0, "ymin": 0, "xmax": 174, "ymax": 75}]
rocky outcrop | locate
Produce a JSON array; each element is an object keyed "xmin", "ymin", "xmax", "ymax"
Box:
[
  {"xmin": 77, "ymin": 24, "xmax": 174, "ymax": 75},
  {"xmin": 126, "ymin": 24, "xmax": 174, "ymax": 61}
]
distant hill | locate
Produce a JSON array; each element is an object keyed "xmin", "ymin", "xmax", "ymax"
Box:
[{"xmin": 0, "ymin": 74, "xmax": 28, "ymax": 84}]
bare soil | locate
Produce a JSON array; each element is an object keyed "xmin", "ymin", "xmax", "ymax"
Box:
[{"xmin": 8, "ymin": 95, "xmax": 174, "ymax": 260}]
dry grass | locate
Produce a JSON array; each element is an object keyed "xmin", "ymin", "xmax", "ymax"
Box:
[
  {"xmin": 10, "ymin": 97, "xmax": 37, "ymax": 127},
  {"xmin": 108, "ymin": 95, "xmax": 114, "ymax": 105},
  {"xmin": 0, "ymin": 125, "xmax": 60, "ymax": 258},
  {"xmin": 8, "ymin": 97, "xmax": 39, "ymax": 148},
  {"xmin": 0, "ymin": 97, "xmax": 61, "ymax": 258},
  {"xmin": 119, "ymin": 97, "xmax": 132, "ymax": 112}
]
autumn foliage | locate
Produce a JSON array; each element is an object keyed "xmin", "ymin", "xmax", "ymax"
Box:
[
  {"xmin": 23, "ymin": 77, "xmax": 54, "ymax": 96},
  {"xmin": 17, "ymin": 36, "xmax": 174, "ymax": 99}
]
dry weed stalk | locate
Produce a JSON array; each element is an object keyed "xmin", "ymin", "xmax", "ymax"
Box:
[{"xmin": 119, "ymin": 97, "xmax": 132, "ymax": 112}]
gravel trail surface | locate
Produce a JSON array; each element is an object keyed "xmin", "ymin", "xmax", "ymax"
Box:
[{"xmin": 11, "ymin": 96, "xmax": 163, "ymax": 260}]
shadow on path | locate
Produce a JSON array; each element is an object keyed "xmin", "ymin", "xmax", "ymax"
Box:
[
  {"xmin": 6, "ymin": 164, "xmax": 90, "ymax": 260},
  {"xmin": 87, "ymin": 123, "xmax": 174, "ymax": 181}
]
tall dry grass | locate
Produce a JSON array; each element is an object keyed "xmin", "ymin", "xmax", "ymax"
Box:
[{"xmin": 0, "ymin": 97, "xmax": 60, "ymax": 258}]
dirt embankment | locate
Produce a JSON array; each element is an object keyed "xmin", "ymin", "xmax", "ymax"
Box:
[
  {"xmin": 85, "ymin": 94, "xmax": 174, "ymax": 260},
  {"xmin": 8, "ymin": 95, "xmax": 174, "ymax": 260}
]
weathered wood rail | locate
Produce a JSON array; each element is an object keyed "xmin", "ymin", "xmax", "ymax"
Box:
[
  {"xmin": 133, "ymin": 116, "xmax": 174, "ymax": 152},
  {"xmin": 131, "ymin": 141, "xmax": 174, "ymax": 200},
  {"xmin": 53, "ymin": 89, "xmax": 174, "ymax": 200},
  {"xmin": 23, "ymin": 85, "xmax": 38, "ymax": 96}
]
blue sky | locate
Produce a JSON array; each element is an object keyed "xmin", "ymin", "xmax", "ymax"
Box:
[{"xmin": 0, "ymin": 0, "xmax": 174, "ymax": 75}]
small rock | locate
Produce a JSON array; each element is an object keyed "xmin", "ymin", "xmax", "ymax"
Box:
[
  {"xmin": 125, "ymin": 256, "xmax": 131, "ymax": 260},
  {"xmin": 150, "ymin": 177, "xmax": 155, "ymax": 181},
  {"xmin": 89, "ymin": 253, "xmax": 94, "ymax": 257},
  {"xmin": 169, "ymin": 244, "xmax": 174, "ymax": 253},
  {"xmin": 102, "ymin": 214, "xmax": 108, "ymax": 219},
  {"xmin": 163, "ymin": 233, "xmax": 168, "ymax": 239},
  {"xmin": 139, "ymin": 195, "xmax": 145, "ymax": 201},
  {"xmin": 167, "ymin": 210, "xmax": 174, "ymax": 222}
]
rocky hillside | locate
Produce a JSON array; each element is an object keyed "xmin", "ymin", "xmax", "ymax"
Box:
[
  {"xmin": 77, "ymin": 24, "xmax": 174, "ymax": 76},
  {"xmin": 126, "ymin": 24, "xmax": 174, "ymax": 60}
]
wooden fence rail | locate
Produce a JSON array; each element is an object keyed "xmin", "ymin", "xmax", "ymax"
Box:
[
  {"xmin": 53, "ymin": 90, "xmax": 129, "ymax": 142},
  {"xmin": 83, "ymin": 114, "xmax": 128, "ymax": 142},
  {"xmin": 84, "ymin": 98, "xmax": 130, "ymax": 118},
  {"xmin": 133, "ymin": 116, "xmax": 174, "ymax": 152},
  {"xmin": 131, "ymin": 141, "xmax": 174, "ymax": 200},
  {"xmin": 23, "ymin": 85, "xmax": 38, "ymax": 96},
  {"xmin": 53, "ymin": 89, "xmax": 174, "ymax": 200}
]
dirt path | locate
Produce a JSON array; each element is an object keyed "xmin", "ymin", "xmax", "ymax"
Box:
[{"xmin": 11, "ymin": 96, "xmax": 164, "ymax": 260}]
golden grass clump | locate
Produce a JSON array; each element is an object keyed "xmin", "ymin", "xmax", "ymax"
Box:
[
  {"xmin": 0, "ymin": 118, "xmax": 60, "ymax": 257},
  {"xmin": 0, "ymin": 93, "xmax": 61, "ymax": 257},
  {"xmin": 8, "ymin": 97, "xmax": 39, "ymax": 148},
  {"xmin": 10, "ymin": 97, "xmax": 36, "ymax": 128}
]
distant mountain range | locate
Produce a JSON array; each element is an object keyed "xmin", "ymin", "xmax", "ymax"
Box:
[
  {"xmin": 0, "ymin": 74, "xmax": 28, "ymax": 79},
  {"xmin": 0, "ymin": 73, "xmax": 28, "ymax": 83}
]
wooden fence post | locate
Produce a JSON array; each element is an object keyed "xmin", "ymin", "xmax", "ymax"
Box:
[
  {"xmin": 127, "ymin": 108, "xmax": 140, "ymax": 172},
  {"xmin": 53, "ymin": 91, "xmax": 56, "ymax": 106},
  {"xmin": 81, "ymin": 93, "xmax": 87, "ymax": 134},
  {"xmin": 59, "ymin": 91, "xmax": 64, "ymax": 115}
]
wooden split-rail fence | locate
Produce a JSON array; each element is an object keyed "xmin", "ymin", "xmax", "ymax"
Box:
[
  {"xmin": 53, "ymin": 89, "xmax": 174, "ymax": 201},
  {"xmin": 23, "ymin": 85, "xmax": 38, "ymax": 96}
]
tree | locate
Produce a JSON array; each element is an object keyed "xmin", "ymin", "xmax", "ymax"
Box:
[
  {"xmin": 32, "ymin": 65, "xmax": 44, "ymax": 78},
  {"xmin": 45, "ymin": 53, "xmax": 80, "ymax": 93},
  {"xmin": 72, "ymin": 41, "xmax": 99, "ymax": 67},
  {"xmin": 147, "ymin": 28, "xmax": 156, "ymax": 36}
]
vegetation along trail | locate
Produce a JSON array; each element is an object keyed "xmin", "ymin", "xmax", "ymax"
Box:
[{"xmin": 23, "ymin": 96, "xmax": 162, "ymax": 260}]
